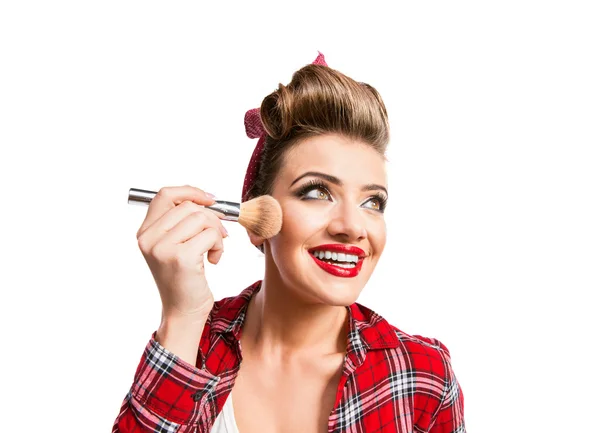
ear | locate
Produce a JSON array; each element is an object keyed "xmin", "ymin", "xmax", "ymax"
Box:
[{"xmin": 246, "ymin": 228, "xmax": 266, "ymax": 248}]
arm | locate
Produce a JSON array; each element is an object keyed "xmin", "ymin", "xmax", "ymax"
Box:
[
  {"xmin": 112, "ymin": 330, "xmax": 219, "ymax": 433},
  {"xmin": 429, "ymin": 366, "xmax": 465, "ymax": 433},
  {"xmin": 114, "ymin": 185, "xmax": 226, "ymax": 431},
  {"xmin": 429, "ymin": 340, "xmax": 466, "ymax": 433}
]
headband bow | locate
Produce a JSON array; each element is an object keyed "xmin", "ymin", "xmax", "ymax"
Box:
[{"xmin": 241, "ymin": 52, "xmax": 328, "ymax": 202}]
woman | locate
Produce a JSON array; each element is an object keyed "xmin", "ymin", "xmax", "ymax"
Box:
[{"xmin": 113, "ymin": 53, "xmax": 465, "ymax": 433}]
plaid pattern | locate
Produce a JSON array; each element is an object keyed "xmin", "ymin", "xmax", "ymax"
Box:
[{"xmin": 113, "ymin": 281, "xmax": 465, "ymax": 432}]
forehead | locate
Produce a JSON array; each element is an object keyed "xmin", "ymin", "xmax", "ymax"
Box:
[{"xmin": 280, "ymin": 134, "xmax": 388, "ymax": 186}]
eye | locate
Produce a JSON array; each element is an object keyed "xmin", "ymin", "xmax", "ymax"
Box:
[
  {"xmin": 295, "ymin": 180, "xmax": 332, "ymax": 201},
  {"xmin": 363, "ymin": 199, "xmax": 380, "ymax": 210},
  {"xmin": 362, "ymin": 193, "xmax": 388, "ymax": 213},
  {"xmin": 294, "ymin": 179, "xmax": 388, "ymax": 212},
  {"xmin": 304, "ymin": 186, "xmax": 330, "ymax": 200}
]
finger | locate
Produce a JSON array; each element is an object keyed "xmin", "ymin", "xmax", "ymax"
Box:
[
  {"xmin": 138, "ymin": 202, "xmax": 228, "ymax": 251},
  {"xmin": 139, "ymin": 199, "xmax": 228, "ymax": 246},
  {"xmin": 181, "ymin": 227, "xmax": 224, "ymax": 265},
  {"xmin": 160, "ymin": 209, "xmax": 227, "ymax": 246},
  {"xmin": 137, "ymin": 185, "xmax": 216, "ymax": 237},
  {"xmin": 138, "ymin": 201, "xmax": 200, "ymax": 251}
]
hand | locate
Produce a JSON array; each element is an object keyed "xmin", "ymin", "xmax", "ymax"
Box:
[{"xmin": 136, "ymin": 185, "xmax": 228, "ymax": 324}]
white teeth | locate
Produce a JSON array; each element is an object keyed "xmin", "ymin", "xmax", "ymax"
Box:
[
  {"xmin": 334, "ymin": 262, "xmax": 355, "ymax": 269},
  {"xmin": 311, "ymin": 250, "xmax": 360, "ymax": 263}
]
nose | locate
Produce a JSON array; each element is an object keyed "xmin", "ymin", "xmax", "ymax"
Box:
[{"xmin": 327, "ymin": 201, "xmax": 367, "ymax": 242}]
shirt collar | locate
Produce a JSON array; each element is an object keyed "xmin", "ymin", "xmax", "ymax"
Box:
[{"xmin": 210, "ymin": 280, "xmax": 400, "ymax": 357}]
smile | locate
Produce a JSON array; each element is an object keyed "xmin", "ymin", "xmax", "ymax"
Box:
[{"xmin": 308, "ymin": 244, "xmax": 366, "ymax": 278}]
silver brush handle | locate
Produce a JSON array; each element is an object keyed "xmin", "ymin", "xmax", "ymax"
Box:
[{"xmin": 128, "ymin": 188, "xmax": 240, "ymax": 221}]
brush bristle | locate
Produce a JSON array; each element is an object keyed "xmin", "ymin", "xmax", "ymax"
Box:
[{"xmin": 238, "ymin": 195, "xmax": 282, "ymax": 239}]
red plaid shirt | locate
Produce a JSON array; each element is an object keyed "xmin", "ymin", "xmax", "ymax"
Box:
[{"xmin": 113, "ymin": 281, "xmax": 465, "ymax": 432}]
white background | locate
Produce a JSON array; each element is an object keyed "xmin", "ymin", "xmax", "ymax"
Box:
[{"xmin": 1, "ymin": 1, "xmax": 598, "ymax": 431}]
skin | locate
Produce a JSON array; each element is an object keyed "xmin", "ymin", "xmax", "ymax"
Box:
[{"xmin": 233, "ymin": 133, "xmax": 388, "ymax": 433}]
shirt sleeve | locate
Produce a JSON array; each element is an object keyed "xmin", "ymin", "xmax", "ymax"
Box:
[
  {"xmin": 112, "ymin": 333, "xmax": 220, "ymax": 433},
  {"xmin": 428, "ymin": 339, "xmax": 466, "ymax": 433}
]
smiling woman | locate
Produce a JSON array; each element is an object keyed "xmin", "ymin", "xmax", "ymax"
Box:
[
  {"xmin": 254, "ymin": 134, "xmax": 389, "ymax": 305},
  {"xmin": 113, "ymin": 53, "xmax": 466, "ymax": 433}
]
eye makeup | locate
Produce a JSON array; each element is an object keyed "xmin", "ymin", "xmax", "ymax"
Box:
[{"xmin": 293, "ymin": 179, "xmax": 388, "ymax": 213}]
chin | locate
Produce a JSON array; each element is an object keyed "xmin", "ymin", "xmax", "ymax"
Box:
[
  {"xmin": 275, "ymin": 255, "xmax": 374, "ymax": 306},
  {"xmin": 320, "ymin": 292, "xmax": 361, "ymax": 307},
  {"xmin": 301, "ymin": 276, "xmax": 367, "ymax": 307}
]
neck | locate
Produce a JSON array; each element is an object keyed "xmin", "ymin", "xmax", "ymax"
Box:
[{"xmin": 242, "ymin": 257, "xmax": 349, "ymax": 358}]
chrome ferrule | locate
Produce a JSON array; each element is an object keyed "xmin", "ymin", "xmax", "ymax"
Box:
[{"xmin": 127, "ymin": 188, "xmax": 240, "ymax": 221}]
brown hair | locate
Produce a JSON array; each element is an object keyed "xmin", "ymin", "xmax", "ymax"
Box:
[
  {"xmin": 246, "ymin": 64, "xmax": 389, "ymax": 250},
  {"xmin": 245, "ymin": 64, "xmax": 389, "ymax": 202}
]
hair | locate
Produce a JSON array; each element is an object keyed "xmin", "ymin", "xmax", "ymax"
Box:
[{"xmin": 246, "ymin": 64, "xmax": 390, "ymax": 251}]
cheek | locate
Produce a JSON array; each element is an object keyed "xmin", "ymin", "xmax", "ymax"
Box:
[
  {"xmin": 280, "ymin": 202, "xmax": 325, "ymax": 239},
  {"xmin": 269, "ymin": 206, "xmax": 311, "ymax": 254},
  {"xmin": 370, "ymin": 219, "xmax": 387, "ymax": 253}
]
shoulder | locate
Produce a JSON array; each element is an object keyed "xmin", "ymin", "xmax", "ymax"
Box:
[
  {"xmin": 392, "ymin": 323, "xmax": 452, "ymax": 359},
  {"xmin": 382, "ymin": 325, "xmax": 464, "ymax": 430},
  {"xmin": 353, "ymin": 301, "xmax": 455, "ymax": 378},
  {"xmin": 352, "ymin": 301, "xmax": 453, "ymax": 357},
  {"xmin": 389, "ymin": 324, "xmax": 454, "ymax": 378},
  {"xmin": 376, "ymin": 316, "xmax": 461, "ymax": 419},
  {"xmin": 350, "ymin": 304, "xmax": 464, "ymax": 427}
]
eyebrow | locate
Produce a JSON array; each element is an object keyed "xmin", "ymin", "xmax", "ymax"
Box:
[{"xmin": 290, "ymin": 171, "xmax": 388, "ymax": 196}]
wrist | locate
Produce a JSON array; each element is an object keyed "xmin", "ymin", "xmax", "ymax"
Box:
[
  {"xmin": 161, "ymin": 300, "xmax": 213, "ymax": 327},
  {"xmin": 157, "ymin": 312, "xmax": 209, "ymax": 342},
  {"xmin": 155, "ymin": 311, "xmax": 210, "ymax": 366}
]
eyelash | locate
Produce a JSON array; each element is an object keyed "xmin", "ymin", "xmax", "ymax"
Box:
[{"xmin": 294, "ymin": 179, "xmax": 388, "ymax": 213}]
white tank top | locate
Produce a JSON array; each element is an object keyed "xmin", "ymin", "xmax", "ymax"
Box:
[{"xmin": 210, "ymin": 392, "xmax": 240, "ymax": 433}]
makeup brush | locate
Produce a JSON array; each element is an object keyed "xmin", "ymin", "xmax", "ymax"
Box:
[{"xmin": 128, "ymin": 188, "xmax": 283, "ymax": 239}]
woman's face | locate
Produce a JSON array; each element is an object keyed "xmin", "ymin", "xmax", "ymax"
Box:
[{"xmin": 263, "ymin": 134, "xmax": 388, "ymax": 306}]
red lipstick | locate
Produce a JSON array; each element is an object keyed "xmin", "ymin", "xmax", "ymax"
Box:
[{"xmin": 308, "ymin": 244, "xmax": 366, "ymax": 278}]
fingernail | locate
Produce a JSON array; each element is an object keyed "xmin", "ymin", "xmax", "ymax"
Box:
[
  {"xmin": 206, "ymin": 192, "xmax": 217, "ymax": 199},
  {"xmin": 222, "ymin": 226, "xmax": 229, "ymax": 237}
]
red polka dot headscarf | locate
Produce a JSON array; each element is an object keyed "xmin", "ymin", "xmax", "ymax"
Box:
[{"xmin": 241, "ymin": 52, "xmax": 328, "ymax": 203}]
